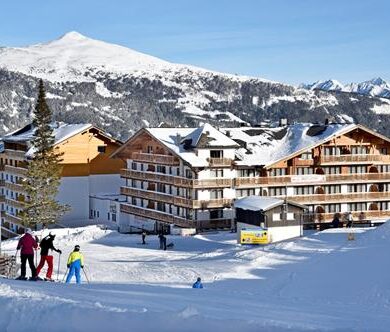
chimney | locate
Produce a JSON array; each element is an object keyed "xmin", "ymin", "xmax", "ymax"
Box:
[
  {"xmin": 225, "ymin": 130, "xmax": 231, "ymax": 137},
  {"xmin": 175, "ymin": 133, "xmax": 182, "ymax": 145}
]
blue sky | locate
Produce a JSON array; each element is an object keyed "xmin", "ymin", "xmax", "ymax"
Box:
[{"xmin": 0, "ymin": 0, "xmax": 389, "ymax": 85}]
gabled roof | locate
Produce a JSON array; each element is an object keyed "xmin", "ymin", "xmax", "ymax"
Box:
[
  {"xmin": 2, "ymin": 122, "xmax": 121, "ymax": 158},
  {"xmin": 111, "ymin": 124, "xmax": 238, "ymax": 167},
  {"xmin": 220, "ymin": 123, "xmax": 358, "ymax": 167},
  {"xmin": 235, "ymin": 196, "xmax": 306, "ymax": 212}
]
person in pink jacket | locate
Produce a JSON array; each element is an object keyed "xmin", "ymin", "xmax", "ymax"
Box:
[{"xmin": 16, "ymin": 229, "xmax": 38, "ymax": 280}]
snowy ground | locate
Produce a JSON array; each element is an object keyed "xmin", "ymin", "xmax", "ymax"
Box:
[{"xmin": 1, "ymin": 223, "xmax": 390, "ymax": 332}]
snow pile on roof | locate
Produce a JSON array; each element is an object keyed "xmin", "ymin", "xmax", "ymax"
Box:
[
  {"xmin": 221, "ymin": 123, "xmax": 356, "ymax": 166},
  {"xmin": 146, "ymin": 123, "xmax": 238, "ymax": 167},
  {"xmin": 234, "ymin": 196, "xmax": 284, "ymax": 211},
  {"xmin": 3, "ymin": 122, "xmax": 92, "ymax": 157}
]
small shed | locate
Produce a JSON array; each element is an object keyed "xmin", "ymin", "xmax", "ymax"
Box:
[{"xmin": 234, "ymin": 196, "xmax": 306, "ymax": 243}]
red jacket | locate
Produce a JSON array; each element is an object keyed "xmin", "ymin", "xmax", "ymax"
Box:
[{"xmin": 17, "ymin": 233, "xmax": 38, "ymax": 255}]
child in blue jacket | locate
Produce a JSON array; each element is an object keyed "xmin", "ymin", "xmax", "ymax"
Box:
[{"xmin": 66, "ymin": 245, "xmax": 84, "ymax": 284}]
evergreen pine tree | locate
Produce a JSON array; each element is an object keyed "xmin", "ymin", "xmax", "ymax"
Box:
[{"xmin": 21, "ymin": 79, "xmax": 69, "ymax": 228}]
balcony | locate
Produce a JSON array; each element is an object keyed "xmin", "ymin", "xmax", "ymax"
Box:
[
  {"xmin": 4, "ymin": 165, "xmax": 28, "ymax": 176},
  {"xmin": 288, "ymin": 191, "xmax": 390, "ymax": 205},
  {"xmin": 121, "ymin": 169, "xmax": 233, "ymax": 188},
  {"xmin": 4, "ymin": 213, "xmax": 23, "ymax": 225},
  {"xmin": 131, "ymin": 152, "xmax": 180, "ymax": 165},
  {"xmin": 121, "ymin": 169, "xmax": 192, "ymax": 187},
  {"xmin": 319, "ymin": 154, "xmax": 390, "ymax": 165},
  {"xmin": 235, "ymin": 172, "xmax": 390, "ymax": 187},
  {"xmin": 3, "ymin": 149, "xmax": 26, "ymax": 160},
  {"xmin": 120, "ymin": 203, "xmax": 192, "ymax": 227},
  {"xmin": 303, "ymin": 210, "xmax": 390, "ymax": 223},
  {"xmin": 1, "ymin": 226, "xmax": 19, "ymax": 239},
  {"xmin": 0, "ymin": 195, "xmax": 5, "ymax": 203},
  {"xmin": 5, "ymin": 198, "xmax": 26, "ymax": 209},
  {"xmin": 192, "ymin": 198, "xmax": 233, "ymax": 209},
  {"xmin": 5, "ymin": 182, "xmax": 25, "ymax": 192},
  {"xmin": 208, "ymin": 158, "xmax": 233, "ymax": 167}
]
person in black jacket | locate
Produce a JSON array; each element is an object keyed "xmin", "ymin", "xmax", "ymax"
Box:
[{"xmin": 36, "ymin": 233, "xmax": 62, "ymax": 281}]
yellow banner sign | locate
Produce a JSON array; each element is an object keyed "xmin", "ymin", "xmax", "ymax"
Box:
[{"xmin": 240, "ymin": 229, "xmax": 269, "ymax": 245}]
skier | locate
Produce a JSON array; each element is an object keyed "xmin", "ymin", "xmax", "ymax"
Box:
[
  {"xmin": 192, "ymin": 277, "xmax": 203, "ymax": 289},
  {"xmin": 16, "ymin": 229, "xmax": 38, "ymax": 280},
  {"xmin": 65, "ymin": 245, "xmax": 84, "ymax": 284},
  {"xmin": 346, "ymin": 212, "xmax": 353, "ymax": 228},
  {"xmin": 331, "ymin": 214, "xmax": 340, "ymax": 228},
  {"xmin": 36, "ymin": 233, "xmax": 62, "ymax": 281},
  {"xmin": 141, "ymin": 230, "xmax": 147, "ymax": 245},
  {"xmin": 158, "ymin": 233, "xmax": 167, "ymax": 250}
]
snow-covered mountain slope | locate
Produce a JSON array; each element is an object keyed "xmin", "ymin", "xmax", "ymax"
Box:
[
  {"xmin": 0, "ymin": 32, "xmax": 390, "ymax": 140},
  {"xmin": 302, "ymin": 77, "xmax": 390, "ymax": 98},
  {"xmin": 1, "ymin": 224, "xmax": 390, "ymax": 331}
]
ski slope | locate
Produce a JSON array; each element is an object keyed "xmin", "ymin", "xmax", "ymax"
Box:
[{"xmin": 1, "ymin": 223, "xmax": 390, "ymax": 331}]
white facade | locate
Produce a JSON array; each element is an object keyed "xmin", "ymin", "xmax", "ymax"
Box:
[{"xmin": 89, "ymin": 193, "xmax": 125, "ymax": 228}]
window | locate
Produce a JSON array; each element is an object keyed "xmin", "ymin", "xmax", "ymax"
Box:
[
  {"xmin": 324, "ymin": 185, "xmax": 341, "ymax": 194},
  {"xmin": 238, "ymin": 169, "xmax": 256, "ymax": 177},
  {"xmin": 157, "ymin": 183, "xmax": 166, "ymax": 193},
  {"xmin": 112, "ymin": 214, "xmax": 117, "ymax": 222},
  {"xmin": 381, "ymin": 148, "xmax": 388, "ymax": 155},
  {"xmin": 131, "ymin": 162, "xmax": 137, "ymax": 170},
  {"xmin": 157, "ymin": 202, "xmax": 165, "ymax": 212},
  {"xmin": 324, "ymin": 147, "xmax": 341, "ymax": 156},
  {"xmin": 296, "ymin": 167, "xmax": 313, "ymax": 175},
  {"xmin": 210, "ymin": 209, "xmax": 223, "ymax": 219},
  {"xmin": 349, "ymin": 166, "xmax": 367, "ymax": 174},
  {"xmin": 185, "ymin": 169, "xmax": 193, "ymax": 179},
  {"xmin": 351, "ymin": 146, "xmax": 367, "ymax": 155},
  {"xmin": 294, "ymin": 186, "xmax": 314, "ymax": 195},
  {"xmin": 147, "ymin": 146, "xmax": 153, "ymax": 153},
  {"xmin": 97, "ymin": 146, "xmax": 106, "ymax": 153},
  {"xmin": 379, "ymin": 165, "xmax": 390, "ymax": 173},
  {"xmin": 210, "ymin": 190, "xmax": 223, "ymax": 199},
  {"xmin": 107, "ymin": 213, "xmax": 110, "ymax": 221},
  {"xmin": 268, "ymin": 187, "xmax": 286, "ymax": 196},
  {"xmin": 131, "ymin": 197, "xmax": 137, "ymax": 205},
  {"xmin": 210, "ymin": 169, "xmax": 223, "ymax": 178},
  {"xmin": 323, "ymin": 166, "xmax": 341, "ymax": 174},
  {"xmin": 325, "ymin": 204, "xmax": 341, "ymax": 213},
  {"xmin": 157, "ymin": 165, "xmax": 166, "ymax": 174},
  {"xmin": 348, "ymin": 202, "xmax": 367, "ymax": 212},
  {"xmin": 90, "ymin": 210, "xmax": 93, "ymax": 218},
  {"xmin": 236, "ymin": 188, "xmax": 256, "ymax": 198},
  {"xmin": 269, "ymin": 168, "xmax": 286, "ymax": 177},
  {"xmin": 348, "ymin": 184, "xmax": 366, "ymax": 193},
  {"xmin": 210, "ymin": 150, "xmax": 223, "ymax": 158},
  {"xmin": 300, "ymin": 151, "xmax": 312, "ymax": 160},
  {"xmin": 97, "ymin": 211, "xmax": 99, "ymax": 218}
]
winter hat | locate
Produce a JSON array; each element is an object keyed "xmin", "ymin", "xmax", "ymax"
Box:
[
  {"xmin": 197, "ymin": 277, "xmax": 201, "ymax": 282},
  {"xmin": 25, "ymin": 228, "xmax": 33, "ymax": 235},
  {"xmin": 74, "ymin": 245, "xmax": 80, "ymax": 251}
]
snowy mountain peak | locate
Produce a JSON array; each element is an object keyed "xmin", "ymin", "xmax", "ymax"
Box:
[
  {"xmin": 57, "ymin": 31, "xmax": 89, "ymax": 42},
  {"xmin": 302, "ymin": 77, "xmax": 390, "ymax": 99},
  {"xmin": 0, "ymin": 31, "xmax": 174, "ymax": 82}
]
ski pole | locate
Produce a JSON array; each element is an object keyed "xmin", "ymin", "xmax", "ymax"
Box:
[
  {"xmin": 82, "ymin": 267, "xmax": 90, "ymax": 284},
  {"xmin": 61, "ymin": 267, "xmax": 69, "ymax": 283},
  {"xmin": 56, "ymin": 253, "xmax": 61, "ymax": 281}
]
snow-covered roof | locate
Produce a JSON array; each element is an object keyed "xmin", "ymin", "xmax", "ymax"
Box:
[
  {"xmin": 235, "ymin": 196, "xmax": 285, "ymax": 211},
  {"xmin": 235, "ymin": 196, "xmax": 306, "ymax": 212},
  {"xmin": 220, "ymin": 123, "xmax": 357, "ymax": 167},
  {"xmin": 2, "ymin": 122, "xmax": 93, "ymax": 158},
  {"xmin": 145, "ymin": 124, "xmax": 238, "ymax": 167}
]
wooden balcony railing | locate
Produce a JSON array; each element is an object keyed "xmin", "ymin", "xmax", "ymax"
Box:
[
  {"xmin": 5, "ymin": 198, "xmax": 26, "ymax": 209},
  {"xmin": 293, "ymin": 159, "xmax": 314, "ymax": 166},
  {"xmin": 288, "ymin": 191, "xmax": 390, "ymax": 205},
  {"xmin": 4, "ymin": 165, "xmax": 28, "ymax": 176},
  {"xmin": 5, "ymin": 182, "xmax": 25, "ymax": 192},
  {"xmin": 303, "ymin": 210, "xmax": 390, "ymax": 223},
  {"xmin": 208, "ymin": 158, "xmax": 233, "ymax": 167},
  {"xmin": 4, "ymin": 213, "xmax": 23, "ymax": 225},
  {"xmin": 131, "ymin": 152, "xmax": 180, "ymax": 165},
  {"xmin": 120, "ymin": 203, "xmax": 192, "ymax": 227},
  {"xmin": 121, "ymin": 169, "xmax": 233, "ymax": 188},
  {"xmin": 235, "ymin": 172, "xmax": 390, "ymax": 187},
  {"xmin": 319, "ymin": 154, "xmax": 390, "ymax": 164},
  {"xmin": 3, "ymin": 149, "xmax": 26, "ymax": 160},
  {"xmin": 0, "ymin": 195, "xmax": 5, "ymax": 203},
  {"xmin": 121, "ymin": 187, "xmax": 233, "ymax": 209},
  {"xmin": 1, "ymin": 226, "xmax": 19, "ymax": 239}
]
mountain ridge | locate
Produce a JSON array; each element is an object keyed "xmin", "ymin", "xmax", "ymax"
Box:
[{"xmin": 0, "ymin": 32, "xmax": 389, "ymax": 140}]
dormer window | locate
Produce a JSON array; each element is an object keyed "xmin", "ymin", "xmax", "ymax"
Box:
[
  {"xmin": 210, "ymin": 150, "xmax": 223, "ymax": 158},
  {"xmin": 97, "ymin": 146, "xmax": 106, "ymax": 153}
]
